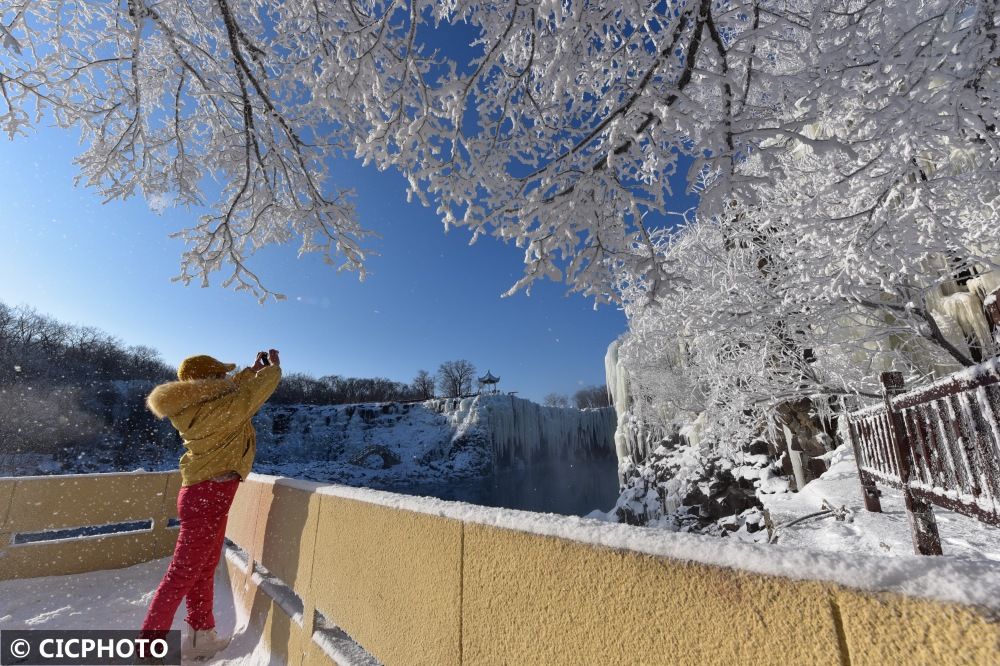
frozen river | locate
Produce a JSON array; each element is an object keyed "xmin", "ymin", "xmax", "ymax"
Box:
[{"xmin": 380, "ymin": 455, "xmax": 621, "ymax": 517}]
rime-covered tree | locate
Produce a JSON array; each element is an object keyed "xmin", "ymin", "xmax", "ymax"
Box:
[
  {"xmin": 4, "ymin": 1, "xmax": 996, "ymax": 303},
  {"xmin": 5, "ymin": 0, "xmax": 1000, "ymax": 452}
]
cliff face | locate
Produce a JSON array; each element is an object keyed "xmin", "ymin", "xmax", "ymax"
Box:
[{"xmin": 253, "ymin": 394, "xmax": 616, "ymax": 487}]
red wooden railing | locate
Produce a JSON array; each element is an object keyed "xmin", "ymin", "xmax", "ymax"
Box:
[{"xmin": 845, "ymin": 360, "xmax": 1000, "ymax": 555}]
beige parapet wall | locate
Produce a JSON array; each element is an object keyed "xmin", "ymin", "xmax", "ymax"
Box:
[
  {"xmin": 2, "ymin": 472, "xmax": 999, "ymax": 665},
  {"xmin": 0, "ymin": 471, "xmax": 180, "ymax": 581}
]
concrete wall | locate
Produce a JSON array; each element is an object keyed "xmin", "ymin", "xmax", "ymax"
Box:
[
  {"xmin": 0, "ymin": 471, "xmax": 179, "ymax": 581},
  {"xmin": 2, "ymin": 472, "xmax": 999, "ymax": 665}
]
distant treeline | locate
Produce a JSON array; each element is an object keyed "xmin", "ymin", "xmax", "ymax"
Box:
[
  {"xmin": 0, "ymin": 302, "xmax": 173, "ymax": 471},
  {"xmin": 0, "ymin": 301, "xmax": 469, "ymax": 405},
  {"xmin": 543, "ymin": 385, "xmax": 612, "ymax": 410},
  {"xmin": 271, "ymin": 373, "xmax": 423, "ymax": 405},
  {"xmin": 0, "ymin": 301, "xmax": 175, "ymax": 384},
  {"xmin": 271, "ymin": 361, "xmax": 489, "ymax": 404}
]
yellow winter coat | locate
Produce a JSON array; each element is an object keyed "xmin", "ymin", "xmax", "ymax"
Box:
[{"xmin": 146, "ymin": 365, "xmax": 282, "ymax": 486}]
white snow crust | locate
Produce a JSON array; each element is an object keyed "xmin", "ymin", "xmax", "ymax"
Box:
[{"xmin": 0, "ymin": 555, "xmax": 270, "ymax": 665}]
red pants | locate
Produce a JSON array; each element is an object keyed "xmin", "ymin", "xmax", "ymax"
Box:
[{"xmin": 142, "ymin": 478, "xmax": 240, "ymax": 632}]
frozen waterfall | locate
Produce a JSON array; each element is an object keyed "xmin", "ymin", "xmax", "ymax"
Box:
[
  {"xmin": 424, "ymin": 394, "xmax": 616, "ymax": 466},
  {"xmin": 255, "ymin": 394, "xmax": 616, "ymax": 474},
  {"xmin": 926, "ymin": 270, "xmax": 1000, "ymax": 363}
]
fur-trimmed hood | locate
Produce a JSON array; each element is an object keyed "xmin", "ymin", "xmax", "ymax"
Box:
[{"xmin": 146, "ymin": 377, "xmax": 237, "ymax": 419}]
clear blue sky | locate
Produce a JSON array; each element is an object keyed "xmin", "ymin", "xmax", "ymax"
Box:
[{"xmin": 0, "ymin": 124, "xmax": 626, "ymax": 402}]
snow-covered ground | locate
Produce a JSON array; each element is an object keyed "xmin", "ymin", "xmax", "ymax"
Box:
[
  {"xmin": 0, "ymin": 556, "xmax": 270, "ymax": 665},
  {"xmin": 761, "ymin": 444, "xmax": 1000, "ymax": 561}
]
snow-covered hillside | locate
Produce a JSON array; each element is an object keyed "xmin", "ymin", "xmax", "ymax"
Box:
[{"xmin": 251, "ymin": 394, "xmax": 616, "ymax": 489}]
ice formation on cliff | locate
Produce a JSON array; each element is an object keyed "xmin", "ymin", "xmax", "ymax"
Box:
[
  {"xmin": 926, "ymin": 271, "xmax": 1000, "ymax": 363},
  {"xmin": 254, "ymin": 394, "xmax": 615, "ymax": 487},
  {"xmin": 604, "ymin": 339, "xmax": 669, "ymax": 466}
]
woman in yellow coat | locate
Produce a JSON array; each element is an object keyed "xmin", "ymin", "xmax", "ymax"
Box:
[{"xmin": 141, "ymin": 349, "xmax": 281, "ymax": 658}]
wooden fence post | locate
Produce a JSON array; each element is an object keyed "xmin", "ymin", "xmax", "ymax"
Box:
[
  {"xmin": 881, "ymin": 372, "xmax": 943, "ymax": 556},
  {"xmin": 846, "ymin": 419, "xmax": 882, "ymax": 512}
]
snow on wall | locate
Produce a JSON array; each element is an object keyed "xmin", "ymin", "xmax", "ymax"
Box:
[{"xmin": 260, "ymin": 473, "xmax": 1000, "ymax": 610}]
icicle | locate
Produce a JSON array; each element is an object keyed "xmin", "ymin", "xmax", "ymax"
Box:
[
  {"xmin": 931, "ymin": 291, "xmax": 994, "ymax": 359},
  {"xmin": 966, "ymin": 272, "xmax": 1000, "ymax": 303},
  {"xmin": 605, "ymin": 339, "xmax": 637, "ymax": 463},
  {"xmin": 679, "ymin": 412, "xmax": 707, "ymax": 449},
  {"xmin": 477, "ymin": 394, "xmax": 616, "ymax": 467}
]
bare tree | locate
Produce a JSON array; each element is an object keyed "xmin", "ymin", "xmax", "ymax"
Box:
[
  {"xmin": 543, "ymin": 392, "xmax": 570, "ymax": 408},
  {"xmin": 436, "ymin": 360, "xmax": 476, "ymax": 398},
  {"xmin": 411, "ymin": 369, "xmax": 435, "ymax": 400},
  {"xmin": 123, "ymin": 345, "xmax": 173, "ymax": 381},
  {"xmin": 0, "ymin": 301, "xmax": 173, "ymax": 382},
  {"xmin": 573, "ymin": 386, "xmax": 610, "ymax": 409}
]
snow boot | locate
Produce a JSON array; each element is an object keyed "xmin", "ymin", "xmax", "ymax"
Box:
[{"xmin": 182, "ymin": 628, "xmax": 231, "ymax": 660}]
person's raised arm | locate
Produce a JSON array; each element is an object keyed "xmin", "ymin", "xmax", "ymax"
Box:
[
  {"xmin": 226, "ymin": 349, "xmax": 282, "ymax": 422},
  {"xmin": 233, "ymin": 351, "xmax": 269, "ymax": 387}
]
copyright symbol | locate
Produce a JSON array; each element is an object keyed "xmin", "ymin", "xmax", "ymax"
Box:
[{"xmin": 9, "ymin": 638, "xmax": 30, "ymax": 659}]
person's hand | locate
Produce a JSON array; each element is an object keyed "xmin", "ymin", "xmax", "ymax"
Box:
[
  {"xmin": 251, "ymin": 351, "xmax": 268, "ymax": 372},
  {"xmin": 267, "ymin": 348, "xmax": 281, "ymax": 367}
]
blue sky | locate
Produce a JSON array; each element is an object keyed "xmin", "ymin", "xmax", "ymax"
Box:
[{"xmin": 0, "ymin": 124, "xmax": 626, "ymax": 402}]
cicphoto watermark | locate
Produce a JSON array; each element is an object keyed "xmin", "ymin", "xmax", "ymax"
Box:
[{"xmin": 0, "ymin": 630, "xmax": 180, "ymax": 665}]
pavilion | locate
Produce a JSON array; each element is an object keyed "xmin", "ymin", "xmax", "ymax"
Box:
[{"xmin": 477, "ymin": 370, "xmax": 500, "ymax": 395}]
